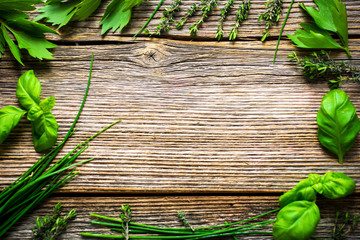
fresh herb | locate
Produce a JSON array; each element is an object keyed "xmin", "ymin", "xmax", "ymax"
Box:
[
  {"xmin": 0, "ymin": 0, "xmax": 57, "ymax": 65},
  {"xmin": 0, "ymin": 55, "xmax": 120, "ymax": 237},
  {"xmin": 133, "ymin": 0, "xmax": 164, "ymax": 38},
  {"xmin": 37, "ymin": 0, "xmax": 145, "ymax": 35},
  {"xmin": 82, "ymin": 206, "xmax": 278, "ymax": 239},
  {"xmin": 119, "ymin": 204, "xmax": 131, "ymax": 240},
  {"xmin": 0, "ymin": 70, "xmax": 58, "ymax": 152},
  {"xmin": 288, "ymin": 0, "xmax": 350, "ymax": 57},
  {"xmin": 176, "ymin": 3, "xmax": 199, "ymax": 30},
  {"xmin": 258, "ymin": 0, "xmax": 283, "ymax": 42},
  {"xmin": 332, "ymin": 211, "xmax": 359, "ymax": 240},
  {"xmin": 153, "ymin": 0, "xmax": 182, "ymax": 35},
  {"xmin": 288, "ymin": 51, "xmax": 360, "ymax": 89},
  {"xmin": 273, "ymin": 172, "xmax": 356, "ymax": 240},
  {"xmin": 317, "ymin": 90, "xmax": 360, "ymax": 163},
  {"xmin": 177, "ymin": 211, "xmax": 195, "ymax": 231},
  {"xmin": 216, "ymin": 0, "xmax": 234, "ymax": 41},
  {"xmin": 189, "ymin": 0, "xmax": 218, "ymax": 37},
  {"xmin": 32, "ymin": 202, "xmax": 76, "ymax": 240},
  {"xmin": 229, "ymin": 0, "xmax": 251, "ymax": 41}
]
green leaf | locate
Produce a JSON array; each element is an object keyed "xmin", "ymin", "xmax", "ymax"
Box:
[
  {"xmin": 31, "ymin": 112, "xmax": 58, "ymax": 152},
  {"xmin": 0, "ymin": 106, "xmax": 26, "ymax": 144},
  {"xmin": 300, "ymin": 0, "xmax": 348, "ymax": 49},
  {"xmin": 279, "ymin": 179, "xmax": 318, "ymax": 208},
  {"xmin": 317, "ymin": 89, "xmax": 360, "ymax": 163},
  {"xmin": 36, "ymin": 0, "xmax": 101, "ymax": 28},
  {"xmin": 320, "ymin": 172, "xmax": 355, "ymax": 199},
  {"xmin": 287, "ymin": 23, "xmax": 345, "ymax": 50},
  {"xmin": 40, "ymin": 97, "xmax": 56, "ymax": 113},
  {"xmin": 7, "ymin": 27, "xmax": 57, "ymax": 60},
  {"xmin": 16, "ymin": 70, "xmax": 41, "ymax": 110},
  {"xmin": 273, "ymin": 201, "xmax": 320, "ymax": 240},
  {"xmin": 27, "ymin": 105, "xmax": 43, "ymax": 122},
  {"xmin": 1, "ymin": 25, "xmax": 22, "ymax": 65},
  {"xmin": 100, "ymin": 0, "xmax": 144, "ymax": 34},
  {"xmin": 0, "ymin": 0, "xmax": 42, "ymax": 11}
]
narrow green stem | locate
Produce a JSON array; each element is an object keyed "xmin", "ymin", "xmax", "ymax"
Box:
[
  {"xmin": 133, "ymin": 0, "xmax": 164, "ymax": 38},
  {"xmin": 273, "ymin": 0, "xmax": 294, "ymax": 64}
]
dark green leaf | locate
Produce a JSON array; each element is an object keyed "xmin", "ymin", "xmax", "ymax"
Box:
[
  {"xmin": 31, "ymin": 112, "xmax": 58, "ymax": 152},
  {"xmin": 0, "ymin": 0, "xmax": 42, "ymax": 11},
  {"xmin": 273, "ymin": 201, "xmax": 320, "ymax": 240},
  {"xmin": 40, "ymin": 96, "xmax": 56, "ymax": 113},
  {"xmin": 1, "ymin": 25, "xmax": 22, "ymax": 65},
  {"xmin": 287, "ymin": 23, "xmax": 345, "ymax": 50},
  {"xmin": 300, "ymin": 0, "xmax": 348, "ymax": 49},
  {"xmin": 320, "ymin": 172, "xmax": 355, "ymax": 199},
  {"xmin": 279, "ymin": 179, "xmax": 318, "ymax": 208},
  {"xmin": 100, "ymin": 0, "xmax": 144, "ymax": 34},
  {"xmin": 0, "ymin": 106, "xmax": 26, "ymax": 144},
  {"xmin": 16, "ymin": 70, "xmax": 41, "ymax": 110},
  {"xmin": 317, "ymin": 89, "xmax": 360, "ymax": 163}
]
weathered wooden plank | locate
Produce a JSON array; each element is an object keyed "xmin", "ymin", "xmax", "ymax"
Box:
[
  {"xmin": 0, "ymin": 39, "xmax": 359, "ymax": 193},
  {"xmin": 32, "ymin": 0, "xmax": 360, "ymax": 41},
  {"xmin": 5, "ymin": 195, "xmax": 360, "ymax": 239}
]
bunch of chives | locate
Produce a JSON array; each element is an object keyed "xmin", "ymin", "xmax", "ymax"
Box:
[{"xmin": 0, "ymin": 54, "xmax": 119, "ymax": 237}]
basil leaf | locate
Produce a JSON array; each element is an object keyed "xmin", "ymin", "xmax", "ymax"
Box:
[
  {"xmin": 27, "ymin": 105, "xmax": 43, "ymax": 122},
  {"xmin": 320, "ymin": 172, "xmax": 355, "ymax": 199},
  {"xmin": 273, "ymin": 201, "xmax": 320, "ymax": 240},
  {"xmin": 31, "ymin": 112, "xmax": 58, "ymax": 152},
  {"xmin": 279, "ymin": 179, "xmax": 317, "ymax": 208},
  {"xmin": 317, "ymin": 89, "xmax": 360, "ymax": 163},
  {"xmin": 40, "ymin": 96, "xmax": 55, "ymax": 113},
  {"xmin": 0, "ymin": 106, "xmax": 26, "ymax": 144},
  {"xmin": 16, "ymin": 70, "xmax": 41, "ymax": 110},
  {"xmin": 308, "ymin": 173, "xmax": 323, "ymax": 194}
]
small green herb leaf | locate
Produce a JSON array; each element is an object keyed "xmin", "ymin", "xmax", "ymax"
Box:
[
  {"xmin": 100, "ymin": 0, "xmax": 144, "ymax": 34},
  {"xmin": 287, "ymin": 23, "xmax": 345, "ymax": 50},
  {"xmin": 320, "ymin": 172, "xmax": 355, "ymax": 199},
  {"xmin": 279, "ymin": 179, "xmax": 317, "ymax": 208},
  {"xmin": 27, "ymin": 105, "xmax": 43, "ymax": 122},
  {"xmin": 317, "ymin": 89, "xmax": 360, "ymax": 163},
  {"xmin": 40, "ymin": 97, "xmax": 56, "ymax": 113},
  {"xmin": 1, "ymin": 25, "xmax": 22, "ymax": 65},
  {"xmin": 31, "ymin": 112, "xmax": 58, "ymax": 152},
  {"xmin": 16, "ymin": 70, "xmax": 41, "ymax": 110},
  {"xmin": 273, "ymin": 200, "xmax": 320, "ymax": 240},
  {"xmin": 300, "ymin": 0, "xmax": 348, "ymax": 49},
  {"xmin": 0, "ymin": 106, "xmax": 26, "ymax": 144}
]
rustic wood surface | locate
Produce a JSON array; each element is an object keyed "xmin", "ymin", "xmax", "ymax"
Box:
[{"xmin": 1, "ymin": 0, "xmax": 360, "ymax": 239}]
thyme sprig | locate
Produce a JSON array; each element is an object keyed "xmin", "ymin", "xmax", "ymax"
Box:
[
  {"xmin": 229, "ymin": 0, "xmax": 251, "ymax": 41},
  {"xmin": 258, "ymin": 0, "xmax": 283, "ymax": 41},
  {"xmin": 153, "ymin": 0, "xmax": 182, "ymax": 35},
  {"xmin": 120, "ymin": 204, "xmax": 132, "ymax": 240},
  {"xmin": 288, "ymin": 51, "xmax": 360, "ymax": 89},
  {"xmin": 331, "ymin": 211, "xmax": 359, "ymax": 240},
  {"xmin": 176, "ymin": 3, "xmax": 199, "ymax": 30},
  {"xmin": 177, "ymin": 211, "xmax": 195, "ymax": 232},
  {"xmin": 216, "ymin": 0, "xmax": 234, "ymax": 41},
  {"xmin": 189, "ymin": 0, "xmax": 218, "ymax": 36},
  {"xmin": 32, "ymin": 202, "xmax": 76, "ymax": 240}
]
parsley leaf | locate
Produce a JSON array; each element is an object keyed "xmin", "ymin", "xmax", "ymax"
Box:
[
  {"xmin": 0, "ymin": 0, "xmax": 57, "ymax": 65},
  {"xmin": 288, "ymin": 0, "xmax": 350, "ymax": 57},
  {"xmin": 100, "ymin": 0, "xmax": 144, "ymax": 34},
  {"xmin": 36, "ymin": 0, "xmax": 102, "ymax": 28}
]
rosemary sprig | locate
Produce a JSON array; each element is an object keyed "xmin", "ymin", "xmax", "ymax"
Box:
[
  {"xmin": 176, "ymin": 3, "xmax": 199, "ymax": 30},
  {"xmin": 189, "ymin": 0, "xmax": 218, "ymax": 36},
  {"xmin": 32, "ymin": 202, "xmax": 76, "ymax": 240},
  {"xmin": 177, "ymin": 211, "xmax": 195, "ymax": 232},
  {"xmin": 288, "ymin": 51, "xmax": 360, "ymax": 89},
  {"xmin": 331, "ymin": 211, "xmax": 359, "ymax": 239},
  {"xmin": 153, "ymin": 0, "xmax": 182, "ymax": 35},
  {"xmin": 216, "ymin": 0, "xmax": 234, "ymax": 41},
  {"xmin": 229, "ymin": 0, "xmax": 251, "ymax": 41},
  {"xmin": 258, "ymin": 0, "xmax": 283, "ymax": 41}
]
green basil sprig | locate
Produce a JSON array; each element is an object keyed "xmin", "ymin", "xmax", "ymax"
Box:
[
  {"xmin": 273, "ymin": 172, "xmax": 356, "ymax": 240},
  {"xmin": 0, "ymin": 70, "xmax": 58, "ymax": 152},
  {"xmin": 317, "ymin": 89, "xmax": 360, "ymax": 163}
]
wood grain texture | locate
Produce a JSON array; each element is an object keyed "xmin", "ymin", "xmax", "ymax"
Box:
[
  {"xmin": 4, "ymin": 195, "xmax": 360, "ymax": 239},
  {"xmin": 0, "ymin": 39, "xmax": 359, "ymax": 193},
  {"xmin": 35, "ymin": 0, "xmax": 360, "ymax": 42}
]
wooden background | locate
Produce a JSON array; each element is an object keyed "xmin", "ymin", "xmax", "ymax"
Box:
[{"xmin": 0, "ymin": 0, "xmax": 360, "ymax": 239}]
